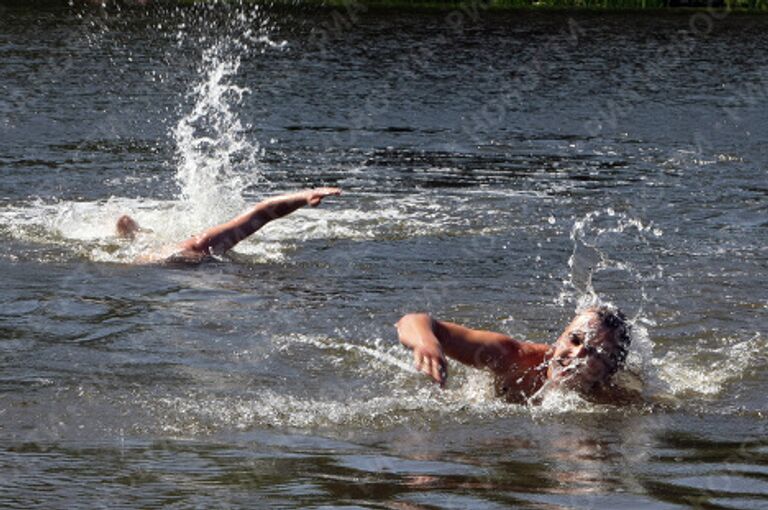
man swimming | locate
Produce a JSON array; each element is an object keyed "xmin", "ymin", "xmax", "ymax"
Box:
[
  {"xmin": 396, "ymin": 305, "xmax": 632, "ymax": 404},
  {"xmin": 116, "ymin": 187, "xmax": 341, "ymax": 263}
]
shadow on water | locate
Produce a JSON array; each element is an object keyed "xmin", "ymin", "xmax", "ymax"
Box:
[{"xmin": 644, "ymin": 437, "xmax": 768, "ymax": 509}]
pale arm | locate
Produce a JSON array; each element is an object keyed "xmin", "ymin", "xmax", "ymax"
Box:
[{"xmin": 178, "ymin": 187, "xmax": 341, "ymax": 255}]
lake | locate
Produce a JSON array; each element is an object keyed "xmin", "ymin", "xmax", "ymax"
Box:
[{"xmin": 0, "ymin": 3, "xmax": 766, "ymax": 508}]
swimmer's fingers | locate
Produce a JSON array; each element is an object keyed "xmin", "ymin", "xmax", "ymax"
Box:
[
  {"xmin": 429, "ymin": 358, "xmax": 440, "ymax": 385},
  {"xmin": 414, "ymin": 351, "xmax": 431, "ymax": 379},
  {"xmin": 431, "ymin": 357, "xmax": 447, "ymax": 388},
  {"xmin": 415, "ymin": 354, "xmax": 446, "ymax": 388},
  {"xmin": 307, "ymin": 187, "xmax": 342, "ymax": 206},
  {"xmin": 413, "ymin": 351, "xmax": 433, "ymax": 378},
  {"xmin": 421, "ymin": 357, "xmax": 437, "ymax": 383},
  {"xmin": 413, "ymin": 351, "xmax": 423, "ymax": 372},
  {"xmin": 318, "ymin": 186, "xmax": 341, "ymax": 196},
  {"xmin": 411, "ymin": 345, "xmax": 447, "ymax": 387}
]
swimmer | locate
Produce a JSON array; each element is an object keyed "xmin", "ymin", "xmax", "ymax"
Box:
[
  {"xmin": 396, "ymin": 305, "xmax": 633, "ymax": 404},
  {"xmin": 116, "ymin": 187, "xmax": 341, "ymax": 263}
]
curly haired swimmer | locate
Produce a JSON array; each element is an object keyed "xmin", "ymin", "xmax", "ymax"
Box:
[{"xmin": 396, "ymin": 305, "xmax": 636, "ymax": 404}]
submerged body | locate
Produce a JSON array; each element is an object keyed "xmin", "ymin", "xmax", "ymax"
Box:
[
  {"xmin": 116, "ymin": 188, "xmax": 341, "ymax": 264},
  {"xmin": 396, "ymin": 305, "xmax": 635, "ymax": 404}
]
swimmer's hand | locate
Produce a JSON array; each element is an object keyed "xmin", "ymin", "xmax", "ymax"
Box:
[
  {"xmin": 412, "ymin": 341, "xmax": 448, "ymax": 388},
  {"xmin": 305, "ymin": 187, "xmax": 341, "ymax": 207},
  {"xmin": 396, "ymin": 313, "xmax": 448, "ymax": 388}
]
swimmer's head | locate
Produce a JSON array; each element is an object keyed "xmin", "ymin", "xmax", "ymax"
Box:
[
  {"xmin": 547, "ymin": 305, "xmax": 631, "ymax": 391},
  {"xmin": 116, "ymin": 215, "xmax": 140, "ymax": 239}
]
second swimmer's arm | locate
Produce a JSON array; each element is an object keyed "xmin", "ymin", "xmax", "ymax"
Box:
[
  {"xmin": 181, "ymin": 187, "xmax": 341, "ymax": 255},
  {"xmin": 254, "ymin": 187, "xmax": 340, "ymax": 224}
]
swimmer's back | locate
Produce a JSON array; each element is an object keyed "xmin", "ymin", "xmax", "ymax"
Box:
[{"xmin": 134, "ymin": 245, "xmax": 212, "ymax": 265}]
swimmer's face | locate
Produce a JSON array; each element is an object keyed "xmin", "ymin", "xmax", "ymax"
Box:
[{"xmin": 547, "ymin": 310, "xmax": 619, "ymax": 390}]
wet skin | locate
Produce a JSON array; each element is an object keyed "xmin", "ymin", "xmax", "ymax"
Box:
[
  {"xmin": 115, "ymin": 188, "xmax": 341, "ymax": 264},
  {"xmin": 396, "ymin": 308, "xmax": 624, "ymax": 404},
  {"xmin": 546, "ymin": 312, "xmax": 619, "ymax": 392}
]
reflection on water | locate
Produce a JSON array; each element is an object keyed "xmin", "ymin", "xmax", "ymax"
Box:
[
  {"xmin": 2, "ymin": 418, "xmax": 766, "ymax": 508},
  {"xmin": 1, "ymin": 2, "xmax": 767, "ymax": 509}
]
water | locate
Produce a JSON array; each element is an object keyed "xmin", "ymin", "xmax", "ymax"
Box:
[{"xmin": 1, "ymin": 3, "xmax": 767, "ymax": 508}]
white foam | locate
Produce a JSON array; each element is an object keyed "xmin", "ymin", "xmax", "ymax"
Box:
[
  {"xmin": 148, "ymin": 327, "xmax": 768, "ymax": 433},
  {"xmin": 0, "ymin": 190, "xmax": 493, "ymax": 264},
  {"xmin": 155, "ymin": 377, "xmax": 520, "ymax": 434},
  {"xmin": 151, "ymin": 333, "xmax": 614, "ymax": 434},
  {"xmin": 172, "ymin": 43, "xmax": 259, "ymax": 228},
  {"xmin": 534, "ymin": 387, "xmax": 597, "ymax": 414},
  {"xmin": 655, "ymin": 334, "xmax": 764, "ymax": 396}
]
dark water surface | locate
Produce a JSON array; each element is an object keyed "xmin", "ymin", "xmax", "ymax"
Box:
[{"xmin": 1, "ymin": 3, "xmax": 767, "ymax": 508}]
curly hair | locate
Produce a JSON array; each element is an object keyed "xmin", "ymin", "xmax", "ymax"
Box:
[{"xmin": 592, "ymin": 304, "xmax": 631, "ymax": 372}]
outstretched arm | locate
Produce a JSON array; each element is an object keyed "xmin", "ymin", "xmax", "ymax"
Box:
[
  {"xmin": 395, "ymin": 313, "xmax": 527, "ymax": 387},
  {"xmin": 179, "ymin": 187, "xmax": 341, "ymax": 255}
]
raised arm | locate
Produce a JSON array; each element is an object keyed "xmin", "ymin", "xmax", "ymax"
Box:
[
  {"xmin": 396, "ymin": 312, "xmax": 526, "ymax": 387},
  {"xmin": 179, "ymin": 187, "xmax": 341, "ymax": 255}
]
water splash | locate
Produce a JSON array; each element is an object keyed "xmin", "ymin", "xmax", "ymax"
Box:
[
  {"xmin": 147, "ymin": 332, "xmax": 524, "ymax": 434},
  {"xmin": 533, "ymin": 388, "xmax": 597, "ymax": 415},
  {"xmin": 655, "ymin": 333, "xmax": 765, "ymax": 397},
  {"xmin": 546, "ymin": 210, "xmax": 764, "ymax": 406},
  {"xmin": 169, "ymin": 3, "xmax": 289, "ymax": 228},
  {"xmin": 172, "ymin": 45, "xmax": 258, "ymax": 228},
  {"xmin": 558, "ymin": 208, "xmax": 664, "ymax": 314},
  {"xmin": 548, "ymin": 209, "xmax": 668, "ymax": 403},
  {"xmin": 0, "ymin": 5, "xmax": 289, "ymax": 263}
]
